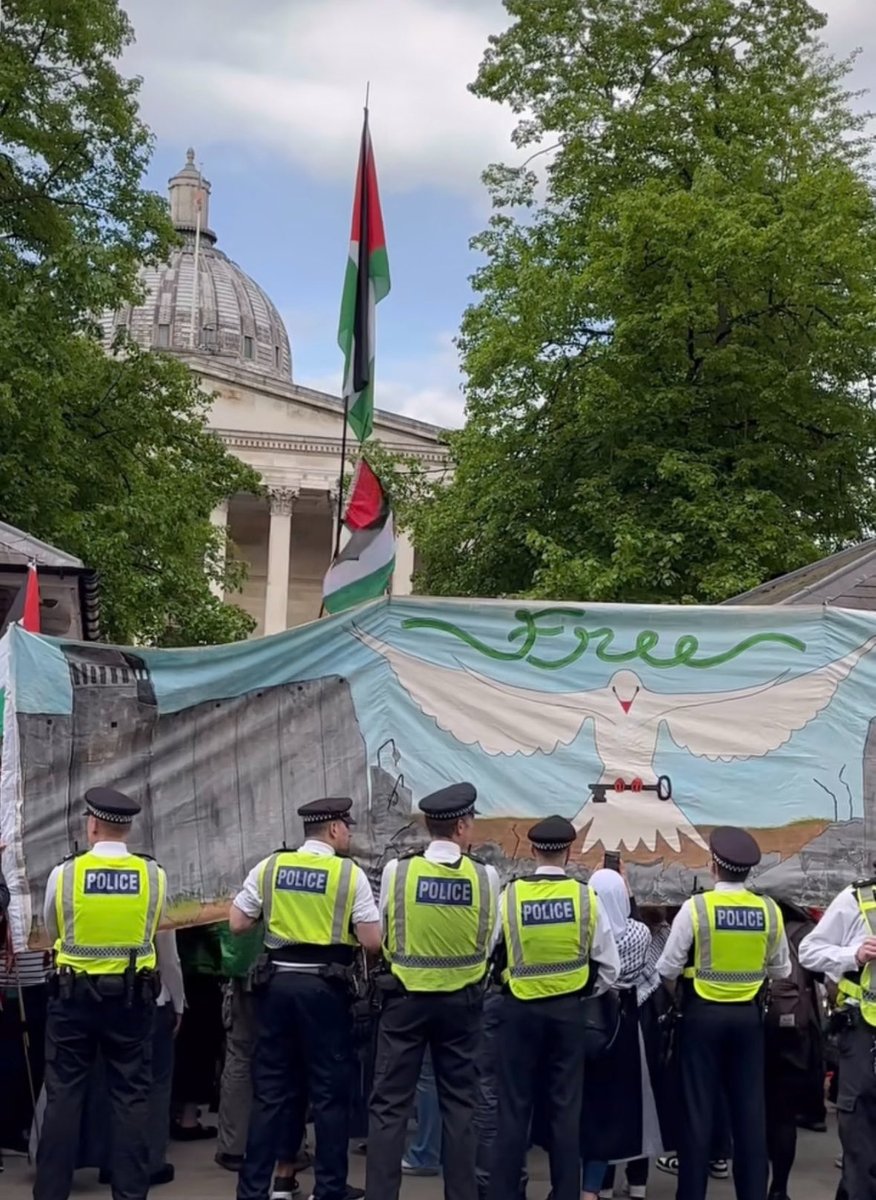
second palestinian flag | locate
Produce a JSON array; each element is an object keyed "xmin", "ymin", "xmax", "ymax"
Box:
[{"xmin": 323, "ymin": 460, "xmax": 396, "ymax": 614}]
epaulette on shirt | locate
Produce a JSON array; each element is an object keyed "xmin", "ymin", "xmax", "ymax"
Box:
[
  {"xmin": 398, "ymin": 847, "xmax": 424, "ymax": 860},
  {"xmin": 61, "ymin": 848, "xmax": 86, "ymax": 863},
  {"xmin": 468, "ymin": 851, "xmax": 489, "ymax": 865},
  {"xmin": 852, "ymin": 876, "xmax": 876, "ymax": 891},
  {"xmin": 134, "ymin": 852, "xmax": 156, "ymax": 862}
]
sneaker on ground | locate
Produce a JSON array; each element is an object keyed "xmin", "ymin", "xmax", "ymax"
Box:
[
  {"xmin": 308, "ymin": 1190, "xmax": 363, "ymax": 1200},
  {"xmin": 170, "ymin": 1122, "xmax": 217, "ymax": 1142},
  {"xmin": 628, "ymin": 1188, "xmax": 647, "ymax": 1199},
  {"xmin": 709, "ymin": 1160, "xmax": 730, "ymax": 1180},
  {"xmin": 598, "ymin": 1190, "xmax": 614, "ymax": 1199},
  {"xmin": 655, "ymin": 1156, "xmax": 678, "ymax": 1176},
  {"xmin": 215, "ymin": 1153, "xmax": 245, "ymax": 1173},
  {"xmin": 271, "ymin": 1175, "xmax": 300, "ymax": 1200},
  {"xmin": 402, "ymin": 1160, "xmax": 440, "ymax": 1177}
]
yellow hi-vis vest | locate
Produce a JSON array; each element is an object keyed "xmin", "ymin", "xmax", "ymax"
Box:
[
  {"xmin": 837, "ymin": 885, "xmax": 876, "ymax": 1026},
  {"xmin": 683, "ymin": 890, "xmax": 782, "ymax": 1002},
  {"xmin": 501, "ymin": 876, "xmax": 595, "ymax": 1000},
  {"xmin": 54, "ymin": 851, "xmax": 164, "ymax": 975},
  {"xmin": 259, "ymin": 850, "xmax": 357, "ymax": 951},
  {"xmin": 385, "ymin": 854, "xmax": 493, "ymax": 993}
]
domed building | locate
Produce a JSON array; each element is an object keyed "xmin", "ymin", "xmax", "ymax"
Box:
[{"xmin": 103, "ymin": 151, "xmax": 447, "ymax": 634}]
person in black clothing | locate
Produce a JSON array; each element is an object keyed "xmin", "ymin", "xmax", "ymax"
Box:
[{"xmin": 764, "ymin": 903, "xmax": 821, "ymax": 1200}]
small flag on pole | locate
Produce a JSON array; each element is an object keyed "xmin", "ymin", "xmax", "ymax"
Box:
[
  {"xmin": 1, "ymin": 562, "xmax": 41, "ymax": 635},
  {"xmin": 338, "ymin": 109, "xmax": 390, "ymax": 444},
  {"xmin": 323, "ymin": 461, "xmax": 396, "ymax": 614}
]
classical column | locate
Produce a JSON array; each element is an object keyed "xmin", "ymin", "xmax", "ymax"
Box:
[
  {"xmin": 392, "ymin": 529, "xmax": 416, "ymax": 596},
  {"xmin": 264, "ymin": 488, "xmax": 297, "ymax": 635},
  {"xmin": 208, "ymin": 499, "xmax": 229, "ymax": 599}
]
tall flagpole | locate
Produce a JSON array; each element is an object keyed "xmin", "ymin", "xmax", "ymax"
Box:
[
  {"xmin": 190, "ymin": 162, "xmax": 203, "ymax": 349},
  {"xmin": 331, "ymin": 85, "xmax": 371, "ymax": 565}
]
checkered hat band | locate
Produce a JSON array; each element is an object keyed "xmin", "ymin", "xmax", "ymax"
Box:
[
  {"xmin": 302, "ymin": 812, "xmax": 346, "ymax": 824},
  {"xmin": 712, "ymin": 852, "xmax": 748, "ymax": 873},
  {"xmin": 429, "ymin": 803, "xmax": 475, "ymax": 820},
  {"xmin": 531, "ymin": 839, "xmax": 571, "ymax": 851},
  {"xmin": 87, "ymin": 808, "xmax": 133, "ymax": 824}
]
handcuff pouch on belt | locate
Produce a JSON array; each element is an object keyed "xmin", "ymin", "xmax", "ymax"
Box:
[{"xmin": 50, "ymin": 963, "xmax": 159, "ymax": 1004}]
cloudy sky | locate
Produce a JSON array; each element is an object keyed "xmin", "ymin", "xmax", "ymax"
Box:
[{"xmin": 120, "ymin": 0, "xmax": 872, "ymax": 430}]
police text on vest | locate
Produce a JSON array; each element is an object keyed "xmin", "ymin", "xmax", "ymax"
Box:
[
  {"xmin": 276, "ymin": 867, "xmax": 328, "ymax": 894},
  {"xmin": 521, "ymin": 898, "xmax": 575, "ymax": 926},
  {"xmin": 83, "ymin": 869, "xmax": 141, "ymax": 895},
  {"xmin": 714, "ymin": 906, "xmax": 765, "ymax": 931},
  {"xmin": 415, "ymin": 877, "xmax": 473, "ymax": 906}
]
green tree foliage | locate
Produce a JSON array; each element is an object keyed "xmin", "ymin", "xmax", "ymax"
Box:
[
  {"xmin": 415, "ymin": 0, "xmax": 876, "ymax": 603},
  {"xmin": 0, "ymin": 0, "xmax": 257, "ymax": 642}
]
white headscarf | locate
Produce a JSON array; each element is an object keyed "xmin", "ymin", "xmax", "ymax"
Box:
[{"xmin": 589, "ymin": 867, "xmax": 631, "ymax": 942}]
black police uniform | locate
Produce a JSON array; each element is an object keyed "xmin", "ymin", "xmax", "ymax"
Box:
[
  {"xmin": 34, "ymin": 789, "xmax": 161, "ymax": 1200},
  {"xmin": 236, "ymin": 797, "xmax": 366, "ymax": 1200},
  {"xmin": 365, "ymin": 784, "xmax": 491, "ymax": 1200},
  {"xmin": 673, "ymin": 827, "xmax": 786, "ymax": 1200},
  {"xmin": 487, "ymin": 816, "xmax": 591, "ymax": 1200}
]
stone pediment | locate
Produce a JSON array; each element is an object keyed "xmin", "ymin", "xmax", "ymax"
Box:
[{"xmin": 187, "ymin": 355, "xmax": 448, "ymax": 459}]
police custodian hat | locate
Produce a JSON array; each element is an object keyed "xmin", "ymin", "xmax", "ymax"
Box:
[
  {"xmin": 85, "ymin": 787, "xmax": 141, "ymax": 824},
  {"xmin": 418, "ymin": 783, "xmax": 477, "ymax": 821},
  {"xmin": 710, "ymin": 826, "xmax": 761, "ymax": 874},
  {"xmin": 528, "ymin": 815, "xmax": 576, "ymax": 852},
  {"xmin": 297, "ymin": 797, "xmax": 356, "ymax": 827}
]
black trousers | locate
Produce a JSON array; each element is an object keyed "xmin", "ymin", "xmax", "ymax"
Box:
[
  {"xmin": 474, "ymin": 990, "xmax": 527, "ymax": 1200},
  {"xmin": 33, "ymin": 991, "xmax": 154, "ymax": 1200},
  {"xmin": 677, "ymin": 998, "xmax": 767, "ymax": 1200},
  {"xmin": 487, "ymin": 992, "xmax": 586, "ymax": 1200},
  {"xmin": 836, "ymin": 1019, "xmax": 876, "ymax": 1200},
  {"xmin": 365, "ymin": 984, "xmax": 484, "ymax": 1200},
  {"xmin": 237, "ymin": 971, "xmax": 352, "ymax": 1200}
]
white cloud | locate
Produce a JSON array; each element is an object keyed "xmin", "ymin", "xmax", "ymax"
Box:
[
  {"xmin": 299, "ymin": 331, "xmax": 465, "ymax": 430},
  {"xmin": 121, "ymin": 0, "xmax": 514, "ymax": 199}
]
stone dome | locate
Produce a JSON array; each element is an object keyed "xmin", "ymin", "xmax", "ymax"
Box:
[{"xmin": 103, "ymin": 149, "xmax": 292, "ymax": 381}]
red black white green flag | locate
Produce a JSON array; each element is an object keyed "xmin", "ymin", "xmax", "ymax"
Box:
[
  {"xmin": 1, "ymin": 562, "xmax": 41, "ymax": 635},
  {"xmin": 323, "ymin": 460, "xmax": 396, "ymax": 614},
  {"xmin": 338, "ymin": 110, "xmax": 390, "ymax": 444}
]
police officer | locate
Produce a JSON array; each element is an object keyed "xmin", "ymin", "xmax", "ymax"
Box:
[
  {"xmin": 487, "ymin": 816, "xmax": 619, "ymax": 1200},
  {"xmin": 798, "ymin": 870, "xmax": 876, "ymax": 1200},
  {"xmin": 365, "ymin": 782, "xmax": 499, "ymax": 1200},
  {"xmin": 657, "ymin": 827, "xmax": 790, "ymax": 1200},
  {"xmin": 34, "ymin": 788, "xmax": 166, "ymax": 1200},
  {"xmin": 230, "ymin": 797, "xmax": 381, "ymax": 1200}
]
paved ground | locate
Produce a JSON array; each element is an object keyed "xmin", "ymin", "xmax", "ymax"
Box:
[{"xmin": 1, "ymin": 1120, "xmax": 841, "ymax": 1200}]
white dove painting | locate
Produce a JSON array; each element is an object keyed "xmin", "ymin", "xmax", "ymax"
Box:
[{"xmin": 353, "ymin": 626, "xmax": 876, "ymax": 855}]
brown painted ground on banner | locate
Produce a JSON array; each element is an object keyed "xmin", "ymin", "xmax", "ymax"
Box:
[
  {"xmin": 26, "ymin": 819, "xmax": 828, "ymax": 945},
  {"xmin": 470, "ymin": 817, "xmax": 830, "ymax": 871}
]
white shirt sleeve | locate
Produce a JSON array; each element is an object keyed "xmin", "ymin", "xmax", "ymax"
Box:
[
  {"xmin": 767, "ymin": 922, "xmax": 792, "ymax": 981},
  {"xmin": 43, "ymin": 864, "xmax": 62, "ymax": 943},
  {"xmin": 590, "ymin": 895, "xmax": 620, "ymax": 994},
  {"xmin": 490, "ymin": 886, "xmax": 507, "ymax": 954},
  {"xmin": 155, "ymin": 930, "xmax": 185, "ymax": 1013},
  {"xmin": 379, "ymin": 860, "xmax": 397, "ymax": 925},
  {"xmin": 798, "ymin": 888, "xmax": 862, "ymax": 981},
  {"xmin": 656, "ymin": 899, "xmax": 695, "ymax": 980},
  {"xmin": 351, "ymin": 865, "xmax": 380, "ymax": 925},
  {"xmin": 232, "ymin": 861, "xmax": 265, "ymax": 921}
]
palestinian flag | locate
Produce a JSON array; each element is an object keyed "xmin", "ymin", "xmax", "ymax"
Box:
[
  {"xmin": 323, "ymin": 460, "xmax": 396, "ymax": 614},
  {"xmin": 1, "ymin": 562, "xmax": 41, "ymax": 635},
  {"xmin": 338, "ymin": 110, "xmax": 390, "ymax": 444}
]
